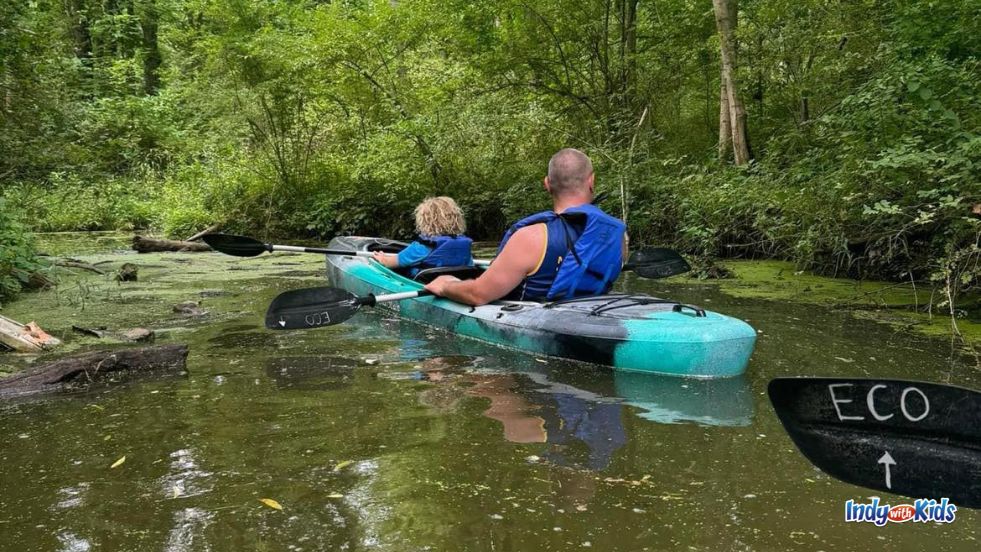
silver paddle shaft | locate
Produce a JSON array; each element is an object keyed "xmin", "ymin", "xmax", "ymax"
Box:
[{"xmin": 270, "ymin": 244, "xmax": 491, "ymax": 266}]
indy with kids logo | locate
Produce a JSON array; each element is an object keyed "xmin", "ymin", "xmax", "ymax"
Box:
[{"xmin": 845, "ymin": 498, "xmax": 957, "ymax": 526}]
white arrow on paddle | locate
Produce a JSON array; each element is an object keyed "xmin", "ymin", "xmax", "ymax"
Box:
[{"xmin": 878, "ymin": 451, "xmax": 896, "ymax": 489}]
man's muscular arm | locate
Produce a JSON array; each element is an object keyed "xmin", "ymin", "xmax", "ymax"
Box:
[{"xmin": 424, "ymin": 225, "xmax": 544, "ymax": 306}]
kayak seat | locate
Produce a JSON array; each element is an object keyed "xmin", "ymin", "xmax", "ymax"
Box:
[
  {"xmin": 412, "ymin": 266, "xmax": 484, "ymax": 284},
  {"xmin": 365, "ymin": 241, "xmax": 406, "ymax": 254}
]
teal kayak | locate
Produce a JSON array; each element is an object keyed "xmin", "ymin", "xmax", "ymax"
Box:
[{"xmin": 325, "ymin": 237, "xmax": 757, "ymax": 378}]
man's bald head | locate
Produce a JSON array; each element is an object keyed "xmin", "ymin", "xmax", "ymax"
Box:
[{"xmin": 546, "ymin": 148, "xmax": 594, "ymax": 198}]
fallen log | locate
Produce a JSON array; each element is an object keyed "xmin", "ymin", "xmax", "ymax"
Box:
[
  {"xmin": 132, "ymin": 235, "xmax": 212, "ymax": 254},
  {"xmin": 0, "ymin": 344, "xmax": 188, "ymax": 399},
  {"xmin": 186, "ymin": 224, "xmax": 220, "ymax": 242},
  {"xmin": 26, "ymin": 271, "xmax": 56, "ymax": 290}
]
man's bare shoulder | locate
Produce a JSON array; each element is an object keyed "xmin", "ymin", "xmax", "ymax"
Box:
[
  {"xmin": 493, "ymin": 223, "xmax": 543, "ymax": 269},
  {"xmin": 507, "ymin": 223, "xmax": 546, "ymax": 247}
]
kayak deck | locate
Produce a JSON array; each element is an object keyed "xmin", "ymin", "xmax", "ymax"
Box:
[{"xmin": 324, "ymin": 237, "xmax": 756, "ymax": 377}]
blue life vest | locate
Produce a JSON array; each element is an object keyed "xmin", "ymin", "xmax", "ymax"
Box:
[
  {"xmin": 417, "ymin": 235, "xmax": 474, "ymax": 269},
  {"xmin": 497, "ymin": 204, "xmax": 625, "ymax": 301}
]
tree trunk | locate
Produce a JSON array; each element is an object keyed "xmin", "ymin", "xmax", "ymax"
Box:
[
  {"xmin": 138, "ymin": 0, "xmax": 162, "ymax": 95},
  {"xmin": 718, "ymin": 80, "xmax": 732, "ymax": 160},
  {"xmin": 0, "ymin": 344, "xmax": 188, "ymax": 399},
  {"xmin": 713, "ymin": 0, "xmax": 752, "ymax": 165},
  {"xmin": 619, "ymin": 0, "xmax": 639, "ymax": 103},
  {"xmin": 63, "ymin": 0, "xmax": 93, "ymax": 61}
]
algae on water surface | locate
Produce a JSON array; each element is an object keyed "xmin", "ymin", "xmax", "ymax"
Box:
[{"xmin": 641, "ymin": 260, "xmax": 981, "ymax": 347}]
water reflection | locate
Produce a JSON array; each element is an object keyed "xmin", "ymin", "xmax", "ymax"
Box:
[
  {"xmin": 614, "ymin": 371, "xmax": 753, "ymax": 427},
  {"xmin": 160, "ymin": 448, "xmax": 213, "ymax": 499},
  {"xmin": 52, "ymin": 483, "xmax": 90, "ymax": 510},
  {"xmin": 376, "ymin": 318, "xmax": 754, "ymax": 471},
  {"xmin": 265, "ymin": 355, "xmax": 357, "ymax": 391},
  {"xmin": 163, "ymin": 508, "xmax": 213, "ymax": 552},
  {"xmin": 57, "ymin": 532, "xmax": 91, "ymax": 552}
]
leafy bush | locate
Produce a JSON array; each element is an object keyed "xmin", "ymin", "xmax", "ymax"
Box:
[
  {"xmin": 0, "ymin": 198, "xmax": 41, "ymax": 305},
  {"xmin": 5, "ymin": 175, "xmax": 157, "ymax": 232}
]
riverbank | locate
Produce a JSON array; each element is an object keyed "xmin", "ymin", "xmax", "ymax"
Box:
[
  {"xmin": 666, "ymin": 260, "xmax": 980, "ymax": 347},
  {"xmin": 0, "ymin": 235, "xmax": 325, "ymax": 374}
]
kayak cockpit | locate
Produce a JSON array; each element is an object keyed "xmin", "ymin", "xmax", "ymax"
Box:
[{"xmin": 411, "ymin": 265, "xmax": 485, "ymax": 284}]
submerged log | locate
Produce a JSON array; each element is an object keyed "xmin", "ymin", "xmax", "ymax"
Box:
[
  {"xmin": 132, "ymin": 235, "xmax": 211, "ymax": 253},
  {"xmin": 0, "ymin": 344, "xmax": 188, "ymax": 399},
  {"xmin": 115, "ymin": 262, "xmax": 138, "ymax": 281}
]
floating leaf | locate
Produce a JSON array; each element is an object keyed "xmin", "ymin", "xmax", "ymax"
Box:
[
  {"xmin": 110, "ymin": 456, "xmax": 126, "ymax": 469},
  {"xmin": 173, "ymin": 486, "xmax": 181, "ymax": 498},
  {"xmin": 259, "ymin": 498, "xmax": 283, "ymax": 510},
  {"xmin": 333, "ymin": 460, "xmax": 354, "ymax": 472},
  {"xmin": 327, "ymin": 493, "xmax": 344, "ymax": 498}
]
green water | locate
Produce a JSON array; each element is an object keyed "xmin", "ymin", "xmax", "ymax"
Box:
[{"xmin": 1, "ymin": 234, "xmax": 979, "ymax": 551}]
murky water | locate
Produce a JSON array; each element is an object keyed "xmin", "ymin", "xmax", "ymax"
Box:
[{"xmin": 1, "ymin": 235, "xmax": 978, "ymax": 551}]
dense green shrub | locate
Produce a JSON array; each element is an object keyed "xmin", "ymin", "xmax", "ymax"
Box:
[
  {"xmin": 4, "ymin": 175, "xmax": 157, "ymax": 232},
  {"xmin": 0, "ymin": 198, "xmax": 41, "ymax": 305}
]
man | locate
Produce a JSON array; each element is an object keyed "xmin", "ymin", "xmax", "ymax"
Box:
[{"xmin": 424, "ymin": 148, "xmax": 627, "ymax": 305}]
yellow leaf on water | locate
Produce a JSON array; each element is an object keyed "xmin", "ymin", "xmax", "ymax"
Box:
[
  {"xmin": 333, "ymin": 460, "xmax": 354, "ymax": 472},
  {"xmin": 327, "ymin": 493, "xmax": 344, "ymax": 499},
  {"xmin": 110, "ymin": 456, "xmax": 126, "ymax": 469},
  {"xmin": 103, "ymin": 435, "xmax": 112, "ymax": 441},
  {"xmin": 259, "ymin": 498, "xmax": 283, "ymax": 510},
  {"xmin": 172, "ymin": 486, "xmax": 181, "ymax": 498}
]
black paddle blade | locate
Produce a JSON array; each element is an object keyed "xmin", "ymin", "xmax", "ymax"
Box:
[
  {"xmin": 769, "ymin": 377, "xmax": 981, "ymax": 508},
  {"xmin": 265, "ymin": 287, "xmax": 361, "ymax": 330},
  {"xmin": 625, "ymin": 247, "xmax": 691, "ymax": 279},
  {"xmin": 201, "ymin": 234, "xmax": 269, "ymax": 257}
]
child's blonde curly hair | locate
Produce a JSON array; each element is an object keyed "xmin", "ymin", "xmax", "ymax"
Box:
[{"xmin": 415, "ymin": 196, "xmax": 466, "ymax": 236}]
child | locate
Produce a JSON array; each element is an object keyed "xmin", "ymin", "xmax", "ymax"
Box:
[{"xmin": 372, "ymin": 196, "xmax": 473, "ymax": 275}]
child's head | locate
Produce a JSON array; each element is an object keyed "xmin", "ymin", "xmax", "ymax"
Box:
[{"xmin": 414, "ymin": 196, "xmax": 466, "ymax": 237}]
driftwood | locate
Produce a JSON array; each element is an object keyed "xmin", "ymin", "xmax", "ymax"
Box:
[
  {"xmin": 186, "ymin": 224, "xmax": 220, "ymax": 242},
  {"xmin": 0, "ymin": 344, "xmax": 188, "ymax": 398},
  {"xmin": 0, "ymin": 315, "xmax": 61, "ymax": 352},
  {"xmin": 56, "ymin": 259, "xmax": 107, "ymax": 275},
  {"xmin": 132, "ymin": 235, "xmax": 212, "ymax": 254}
]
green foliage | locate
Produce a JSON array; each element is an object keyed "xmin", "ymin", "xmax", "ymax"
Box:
[
  {"xmin": 0, "ymin": 0, "xmax": 977, "ymax": 305},
  {"xmin": 0, "ymin": 199, "xmax": 41, "ymax": 304},
  {"xmin": 5, "ymin": 175, "xmax": 157, "ymax": 232}
]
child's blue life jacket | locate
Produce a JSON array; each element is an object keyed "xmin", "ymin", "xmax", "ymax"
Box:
[{"xmin": 398, "ymin": 235, "xmax": 473, "ymax": 276}]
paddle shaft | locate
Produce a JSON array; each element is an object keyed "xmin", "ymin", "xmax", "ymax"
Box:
[
  {"xmin": 271, "ymin": 244, "xmax": 373, "ymax": 256},
  {"xmin": 270, "ymin": 244, "xmax": 492, "ymax": 267},
  {"xmin": 362, "ymin": 289, "xmax": 433, "ymax": 306}
]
